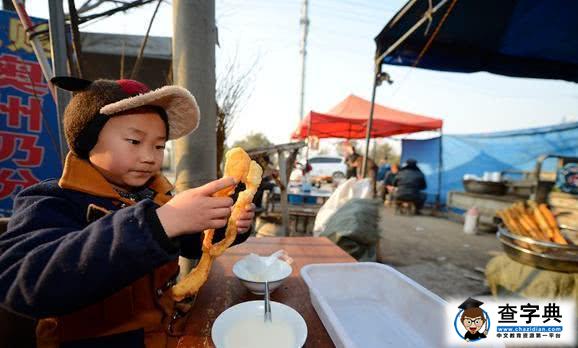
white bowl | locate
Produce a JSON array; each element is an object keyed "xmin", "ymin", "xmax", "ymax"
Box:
[
  {"xmin": 232, "ymin": 258, "xmax": 292, "ymax": 295},
  {"xmin": 212, "ymin": 300, "xmax": 307, "ymax": 348}
]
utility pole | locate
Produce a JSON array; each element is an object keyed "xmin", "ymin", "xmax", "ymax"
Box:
[
  {"xmin": 48, "ymin": 0, "xmax": 71, "ymax": 163},
  {"xmin": 298, "ymin": 0, "xmax": 309, "ymax": 121},
  {"xmin": 172, "ymin": 0, "xmax": 217, "ymax": 275}
]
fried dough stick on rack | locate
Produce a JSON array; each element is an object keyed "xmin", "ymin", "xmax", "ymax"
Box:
[
  {"xmin": 497, "ymin": 210, "xmax": 523, "ymax": 236},
  {"xmin": 498, "ymin": 201, "xmax": 568, "ymax": 245},
  {"xmin": 537, "ymin": 204, "xmax": 567, "ymax": 244},
  {"xmin": 171, "ymin": 148, "xmax": 262, "ymax": 301}
]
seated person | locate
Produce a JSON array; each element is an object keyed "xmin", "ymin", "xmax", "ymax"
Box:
[
  {"xmin": 393, "ymin": 159, "xmax": 427, "ymax": 212},
  {"xmin": 384, "ymin": 163, "xmax": 399, "ymax": 204},
  {"xmin": 376, "ymin": 158, "xmax": 391, "ymax": 182},
  {"xmin": 376, "ymin": 158, "xmax": 391, "ymax": 200}
]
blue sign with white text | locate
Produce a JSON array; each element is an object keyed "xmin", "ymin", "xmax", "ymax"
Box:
[{"xmin": 0, "ymin": 10, "xmax": 62, "ymax": 216}]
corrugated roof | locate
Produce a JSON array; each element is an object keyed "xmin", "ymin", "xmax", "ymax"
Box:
[{"xmin": 80, "ymin": 32, "xmax": 171, "ymax": 60}]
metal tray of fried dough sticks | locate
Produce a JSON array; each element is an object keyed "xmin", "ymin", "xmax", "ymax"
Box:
[{"xmin": 498, "ymin": 227, "xmax": 578, "ymax": 272}]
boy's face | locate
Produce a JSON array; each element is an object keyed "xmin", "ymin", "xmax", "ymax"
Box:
[{"xmin": 89, "ymin": 110, "xmax": 167, "ymax": 191}]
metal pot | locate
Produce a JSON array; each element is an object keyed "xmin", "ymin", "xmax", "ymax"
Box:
[{"xmin": 463, "ymin": 179, "xmax": 508, "ymax": 196}]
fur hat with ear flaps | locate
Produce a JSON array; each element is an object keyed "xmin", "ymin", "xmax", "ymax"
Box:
[{"xmin": 51, "ymin": 76, "xmax": 200, "ymax": 158}]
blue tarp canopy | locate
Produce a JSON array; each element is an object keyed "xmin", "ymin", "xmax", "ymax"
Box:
[
  {"xmin": 375, "ymin": 0, "xmax": 578, "ymax": 82},
  {"xmin": 401, "ymin": 122, "xmax": 578, "ymax": 204}
]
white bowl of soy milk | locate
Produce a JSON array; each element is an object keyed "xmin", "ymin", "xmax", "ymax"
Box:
[{"xmin": 211, "ymin": 300, "xmax": 307, "ymax": 348}]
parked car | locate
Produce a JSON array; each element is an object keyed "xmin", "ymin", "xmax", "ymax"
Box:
[{"xmin": 308, "ymin": 156, "xmax": 347, "ymax": 180}]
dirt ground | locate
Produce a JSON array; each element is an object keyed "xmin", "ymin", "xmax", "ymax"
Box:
[
  {"xmin": 377, "ymin": 206, "xmax": 504, "ymax": 300},
  {"xmin": 255, "ymin": 203, "xmax": 505, "ymax": 300}
]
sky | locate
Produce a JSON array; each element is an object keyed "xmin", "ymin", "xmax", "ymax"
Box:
[{"xmin": 22, "ymin": 0, "xmax": 578, "ymax": 154}]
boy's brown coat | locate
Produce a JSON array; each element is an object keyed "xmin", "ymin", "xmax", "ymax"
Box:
[{"xmin": 36, "ymin": 154, "xmax": 186, "ymax": 348}]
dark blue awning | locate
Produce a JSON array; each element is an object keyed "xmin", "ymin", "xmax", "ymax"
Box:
[{"xmin": 375, "ymin": 0, "xmax": 578, "ymax": 82}]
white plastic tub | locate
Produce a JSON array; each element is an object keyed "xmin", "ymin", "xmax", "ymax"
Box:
[{"xmin": 301, "ymin": 262, "xmax": 447, "ymax": 348}]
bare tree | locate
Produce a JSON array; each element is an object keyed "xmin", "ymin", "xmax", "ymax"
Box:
[
  {"xmin": 130, "ymin": 0, "xmax": 162, "ymax": 79},
  {"xmin": 75, "ymin": 0, "xmax": 162, "ymax": 21},
  {"xmin": 23, "ymin": 0, "xmax": 166, "ymax": 78},
  {"xmin": 67, "ymin": 0, "xmax": 84, "ymax": 77},
  {"xmin": 77, "ymin": 0, "xmax": 109, "ymax": 13},
  {"xmin": 215, "ymin": 57, "xmax": 258, "ymax": 176},
  {"xmin": 370, "ymin": 142, "xmax": 399, "ymax": 164},
  {"xmin": 231, "ymin": 132, "xmax": 273, "ymax": 151}
]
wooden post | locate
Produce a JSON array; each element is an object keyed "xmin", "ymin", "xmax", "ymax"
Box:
[{"xmin": 278, "ymin": 150, "xmax": 290, "ymax": 236}]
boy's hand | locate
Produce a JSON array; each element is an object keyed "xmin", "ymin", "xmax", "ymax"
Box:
[
  {"xmin": 236, "ymin": 203, "xmax": 256, "ymax": 234},
  {"xmin": 156, "ymin": 177, "xmax": 236, "ymax": 238}
]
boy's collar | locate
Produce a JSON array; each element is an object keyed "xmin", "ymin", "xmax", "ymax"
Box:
[{"xmin": 59, "ymin": 152, "xmax": 173, "ymax": 204}]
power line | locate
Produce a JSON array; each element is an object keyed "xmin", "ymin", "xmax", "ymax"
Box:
[
  {"xmin": 310, "ymin": 0, "xmax": 395, "ymax": 21},
  {"xmin": 314, "ymin": 0, "xmax": 398, "ymax": 15}
]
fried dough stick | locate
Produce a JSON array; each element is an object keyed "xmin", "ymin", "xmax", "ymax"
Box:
[
  {"xmin": 202, "ymin": 149, "xmax": 251, "ymax": 251},
  {"xmin": 210, "ymin": 161, "xmax": 263, "ymax": 256},
  {"xmin": 171, "ymin": 148, "xmax": 262, "ymax": 301},
  {"xmin": 538, "ymin": 204, "xmax": 567, "ymax": 244},
  {"xmin": 498, "ymin": 201, "xmax": 568, "ymax": 245}
]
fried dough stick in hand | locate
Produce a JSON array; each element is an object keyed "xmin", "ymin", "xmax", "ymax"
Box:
[
  {"xmin": 202, "ymin": 149, "xmax": 251, "ymax": 251},
  {"xmin": 210, "ymin": 161, "xmax": 263, "ymax": 256},
  {"xmin": 171, "ymin": 148, "xmax": 261, "ymax": 301}
]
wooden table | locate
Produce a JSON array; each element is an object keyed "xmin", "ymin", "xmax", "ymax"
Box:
[{"xmin": 181, "ymin": 237, "xmax": 356, "ymax": 347}]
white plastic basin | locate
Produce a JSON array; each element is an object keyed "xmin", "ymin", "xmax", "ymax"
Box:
[{"xmin": 301, "ymin": 262, "xmax": 447, "ymax": 348}]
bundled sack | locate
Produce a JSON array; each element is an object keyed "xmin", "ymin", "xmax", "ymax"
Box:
[
  {"xmin": 319, "ymin": 198, "xmax": 381, "ymax": 261},
  {"xmin": 314, "ymin": 178, "xmax": 373, "ymax": 235}
]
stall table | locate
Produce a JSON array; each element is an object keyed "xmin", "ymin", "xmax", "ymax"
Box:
[
  {"xmin": 447, "ymin": 191, "xmax": 521, "ymax": 226},
  {"xmin": 181, "ymin": 236, "xmax": 356, "ymax": 347},
  {"xmin": 288, "ymin": 205, "xmax": 322, "ymax": 235},
  {"xmin": 266, "ymin": 189, "xmax": 332, "ymax": 235}
]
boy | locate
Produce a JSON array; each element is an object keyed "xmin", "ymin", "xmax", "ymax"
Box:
[{"xmin": 0, "ymin": 77, "xmax": 255, "ymax": 347}]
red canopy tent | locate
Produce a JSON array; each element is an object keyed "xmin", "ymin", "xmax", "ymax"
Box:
[{"xmin": 292, "ymin": 94, "xmax": 442, "ymax": 139}]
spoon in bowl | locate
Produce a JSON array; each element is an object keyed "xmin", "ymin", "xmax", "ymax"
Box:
[{"xmin": 264, "ymin": 281, "xmax": 272, "ymax": 323}]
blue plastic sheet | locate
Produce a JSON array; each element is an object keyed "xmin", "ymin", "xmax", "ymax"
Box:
[{"xmin": 401, "ymin": 122, "xmax": 578, "ymax": 204}]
